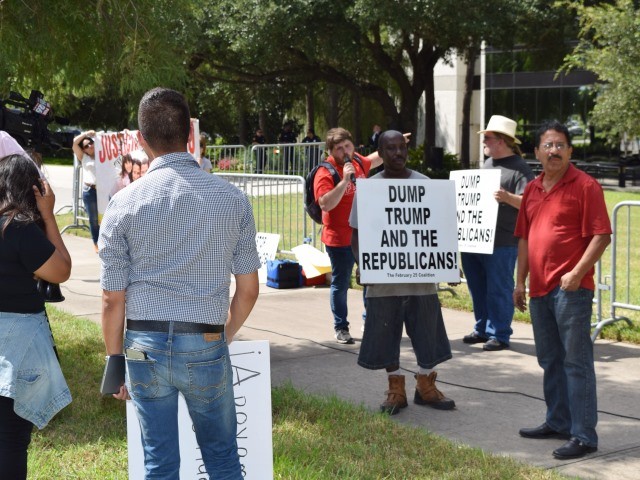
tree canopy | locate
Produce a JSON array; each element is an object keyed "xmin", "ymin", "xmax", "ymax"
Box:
[{"xmin": 563, "ymin": 0, "xmax": 640, "ymax": 139}]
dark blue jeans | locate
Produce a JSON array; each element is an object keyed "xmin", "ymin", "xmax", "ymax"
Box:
[
  {"xmin": 326, "ymin": 245, "xmax": 355, "ymax": 332},
  {"xmin": 530, "ymin": 286, "xmax": 597, "ymax": 447},
  {"xmin": 460, "ymin": 247, "xmax": 517, "ymax": 344},
  {"xmin": 82, "ymin": 184, "xmax": 100, "ymax": 245}
]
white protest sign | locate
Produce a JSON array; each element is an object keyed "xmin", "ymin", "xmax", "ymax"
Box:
[
  {"xmin": 449, "ymin": 169, "xmax": 501, "ymax": 254},
  {"xmin": 255, "ymin": 233, "xmax": 280, "ymax": 283},
  {"xmin": 127, "ymin": 340, "xmax": 273, "ymax": 480},
  {"xmin": 95, "ymin": 130, "xmax": 141, "ymax": 213},
  {"xmin": 356, "ymin": 179, "xmax": 459, "ymax": 284},
  {"xmin": 94, "ymin": 119, "xmax": 201, "ymax": 214}
]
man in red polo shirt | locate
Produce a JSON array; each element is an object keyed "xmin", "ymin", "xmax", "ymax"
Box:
[
  {"xmin": 514, "ymin": 120, "xmax": 611, "ymax": 460},
  {"xmin": 314, "ymin": 127, "xmax": 382, "ymax": 344}
]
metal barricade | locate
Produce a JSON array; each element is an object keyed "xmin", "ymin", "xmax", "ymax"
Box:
[
  {"xmin": 214, "ymin": 173, "xmax": 322, "ymax": 254},
  {"xmin": 249, "ymin": 142, "xmax": 325, "ymax": 177},
  {"xmin": 592, "ymin": 200, "xmax": 640, "ymax": 341},
  {"xmin": 207, "ymin": 145, "xmax": 249, "ymax": 172},
  {"xmin": 59, "ymin": 156, "xmax": 90, "ymax": 235}
]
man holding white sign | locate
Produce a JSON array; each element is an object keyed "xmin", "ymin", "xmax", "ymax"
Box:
[
  {"xmin": 350, "ymin": 130, "xmax": 455, "ymax": 415},
  {"xmin": 460, "ymin": 115, "xmax": 534, "ymax": 351}
]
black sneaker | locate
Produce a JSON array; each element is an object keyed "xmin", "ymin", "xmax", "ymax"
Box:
[
  {"xmin": 462, "ymin": 332, "xmax": 488, "ymax": 344},
  {"xmin": 483, "ymin": 338, "xmax": 509, "ymax": 351},
  {"xmin": 335, "ymin": 329, "xmax": 354, "ymax": 344}
]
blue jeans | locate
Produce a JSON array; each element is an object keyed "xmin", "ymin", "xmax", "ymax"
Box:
[
  {"xmin": 82, "ymin": 185, "xmax": 100, "ymax": 245},
  {"xmin": 529, "ymin": 287, "xmax": 597, "ymax": 447},
  {"xmin": 460, "ymin": 247, "xmax": 517, "ymax": 344},
  {"xmin": 124, "ymin": 327, "xmax": 241, "ymax": 479},
  {"xmin": 325, "ymin": 246, "xmax": 355, "ymax": 332}
]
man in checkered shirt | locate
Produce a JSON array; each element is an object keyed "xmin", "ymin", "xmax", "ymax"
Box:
[{"xmin": 99, "ymin": 87, "xmax": 261, "ymax": 479}]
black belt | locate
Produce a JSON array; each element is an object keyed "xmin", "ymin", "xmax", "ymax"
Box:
[
  {"xmin": 84, "ymin": 183, "xmax": 96, "ymax": 189},
  {"xmin": 126, "ymin": 319, "xmax": 224, "ymax": 334}
]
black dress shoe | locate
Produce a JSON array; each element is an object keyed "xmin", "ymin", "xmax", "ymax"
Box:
[
  {"xmin": 553, "ymin": 437, "xmax": 597, "ymax": 459},
  {"xmin": 519, "ymin": 423, "xmax": 571, "ymax": 440},
  {"xmin": 462, "ymin": 332, "xmax": 488, "ymax": 344},
  {"xmin": 483, "ymin": 338, "xmax": 509, "ymax": 351}
]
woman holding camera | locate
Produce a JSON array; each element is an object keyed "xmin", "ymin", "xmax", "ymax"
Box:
[
  {"xmin": 0, "ymin": 144, "xmax": 72, "ymax": 479},
  {"xmin": 72, "ymin": 130, "xmax": 100, "ymax": 253}
]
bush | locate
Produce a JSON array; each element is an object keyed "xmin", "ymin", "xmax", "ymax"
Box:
[{"xmin": 407, "ymin": 145, "xmax": 461, "ymax": 178}]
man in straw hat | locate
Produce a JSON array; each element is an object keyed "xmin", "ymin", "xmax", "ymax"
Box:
[{"xmin": 461, "ymin": 115, "xmax": 535, "ymax": 351}]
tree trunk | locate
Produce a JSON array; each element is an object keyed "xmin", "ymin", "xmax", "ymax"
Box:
[
  {"xmin": 460, "ymin": 48, "xmax": 478, "ymax": 169},
  {"xmin": 238, "ymin": 101, "xmax": 248, "ymax": 145},
  {"xmin": 305, "ymin": 86, "xmax": 315, "ymax": 133},
  {"xmin": 423, "ymin": 70, "xmax": 436, "ymax": 167},
  {"xmin": 259, "ymin": 110, "xmax": 267, "ymax": 134},
  {"xmin": 353, "ymin": 90, "xmax": 362, "ymax": 145},
  {"xmin": 326, "ymin": 85, "xmax": 340, "ymax": 128}
]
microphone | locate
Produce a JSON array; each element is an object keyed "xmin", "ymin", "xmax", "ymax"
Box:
[{"xmin": 344, "ymin": 155, "xmax": 356, "ymax": 183}]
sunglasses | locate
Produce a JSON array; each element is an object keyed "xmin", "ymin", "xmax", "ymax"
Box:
[{"xmin": 82, "ymin": 139, "xmax": 94, "ymax": 149}]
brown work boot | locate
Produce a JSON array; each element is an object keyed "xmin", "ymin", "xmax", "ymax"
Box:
[
  {"xmin": 414, "ymin": 372, "xmax": 455, "ymax": 410},
  {"xmin": 380, "ymin": 375, "xmax": 408, "ymax": 415}
]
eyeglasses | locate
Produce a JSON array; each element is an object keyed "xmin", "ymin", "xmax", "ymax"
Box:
[{"xmin": 541, "ymin": 142, "xmax": 568, "ymax": 151}]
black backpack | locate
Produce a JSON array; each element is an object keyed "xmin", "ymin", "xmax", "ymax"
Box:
[{"xmin": 304, "ymin": 157, "xmax": 363, "ymax": 224}]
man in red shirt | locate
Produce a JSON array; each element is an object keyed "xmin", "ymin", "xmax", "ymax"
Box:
[
  {"xmin": 314, "ymin": 127, "xmax": 382, "ymax": 343},
  {"xmin": 514, "ymin": 121, "xmax": 611, "ymax": 460}
]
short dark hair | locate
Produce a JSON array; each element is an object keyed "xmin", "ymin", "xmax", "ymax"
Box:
[
  {"xmin": 378, "ymin": 130, "xmax": 403, "ymax": 150},
  {"xmin": 534, "ymin": 120, "xmax": 572, "ymax": 148},
  {"xmin": 138, "ymin": 87, "xmax": 191, "ymax": 151}
]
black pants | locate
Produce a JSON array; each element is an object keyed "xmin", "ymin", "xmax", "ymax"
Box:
[{"xmin": 0, "ymin": 396, "xmax": 33, "ymax": 480}]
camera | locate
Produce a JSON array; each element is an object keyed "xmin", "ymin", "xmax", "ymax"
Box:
[{"xmin": 0, "ymin": 89, "xmax": 74, "ymax": 154}]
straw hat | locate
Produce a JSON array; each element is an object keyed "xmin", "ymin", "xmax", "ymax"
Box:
[{"xmin": 478, "ymin": 115, "xmax": 521, "ymax": 144}]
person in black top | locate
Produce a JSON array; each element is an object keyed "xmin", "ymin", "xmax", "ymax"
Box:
[
  {"xmin": 302, "ymin": 128, "xmax": 322, "ymax": 171},
  {"xmin": 461, "ymin": 115, "xmax": 535, "ymax": 351},
  {"xmin": 0, "ymin": 146, "xmax": 72, "ymax": 479},
  {"xmin": 252, "ymin": 128, "xmax": 267, "ymax": 174},
  {"xmin": 279, "ymin": 123, "xmax": 297, "ymax": 175}
]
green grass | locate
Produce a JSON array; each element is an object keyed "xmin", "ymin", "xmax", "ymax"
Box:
[
  {"xmin": 436, "ymin": 190, "xmax": 640, "ymax": 343},
  {"xmin": 30, "ymin": 308, "xmax": 569, "ymax": 479},
  {"xmin": 54, "ymin": 188, "xmax": 640, "ymax": 343}
]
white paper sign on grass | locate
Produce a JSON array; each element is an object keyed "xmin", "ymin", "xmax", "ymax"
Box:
[
  {"xmin": 356, "ymin": 179, "xmax": 459, "ymax": 284},
  {"xmin": 127, "ymin": 340, "xmax": 273, "ymax": 479},
  {"xmin": 255, "ymin": 233, "xmax": 280, "ymax": 283},
  {"xmin": 449, "ymin": 169, "xmax": 501, "ymax": 254}
]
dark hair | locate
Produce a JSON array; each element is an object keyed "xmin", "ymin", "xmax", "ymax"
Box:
[
  {"xmin": 120, "ymin": 153, "xmax": 133, "ymax": 180},
  {"xmin": 138, "ymin": 87, "xmax": 191, "ymax": 151},
  {"xmin": 0, "ymin": 154, "xmax": 43, "ymax": 235},
  {"xmin": 377, "ymin": 130, "xmax": 404, "ymax": 151},
  {"xmin": 534, "ymin": 121, "xmax": 572, "ymax": 148}
]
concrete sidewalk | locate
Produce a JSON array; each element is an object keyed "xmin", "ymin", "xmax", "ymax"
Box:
[{"xmin": 57, "ymin": 234, "xmax": 640, "ymax": 480}]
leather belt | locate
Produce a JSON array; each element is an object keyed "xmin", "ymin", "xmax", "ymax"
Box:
[
  {"xmin": 84, "ymin": 183, "xmax": 96, "ymax": 188},
  {"xmin": 126, "ymin": 319, "xmax": 224, "ymax": 334}
]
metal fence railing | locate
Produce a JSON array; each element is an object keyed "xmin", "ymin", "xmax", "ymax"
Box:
[
  {"xmin": 592, "ymin": 201, "xmax": 640, "ymax": 341},
  {"xmin": 207, "ymin": 145, "xmax": 249, "ymax": 172},
  {"xmin": 59, "ymin": 156, "xmax": 90, "ymax": 235},
  {"xmin": 214, "ymin": 173, "xmax": 321, "ymax": 254}
]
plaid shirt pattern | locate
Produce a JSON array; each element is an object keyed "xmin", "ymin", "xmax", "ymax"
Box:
[{"xmin": 99, "ymin": 152, "xmax": 261, "ymax": 324}]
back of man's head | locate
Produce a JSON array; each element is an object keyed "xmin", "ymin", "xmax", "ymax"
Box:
[{"xmin": 138, "ymin": 88, "xmax": 190, "ymax": 153}]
